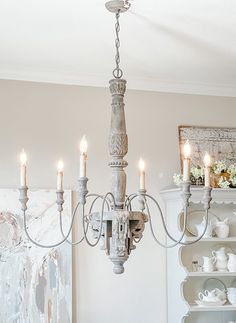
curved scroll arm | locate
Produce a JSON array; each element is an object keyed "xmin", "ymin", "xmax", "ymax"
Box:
[
  {"xmin": 19, "ymin": 186, "xmax": 79, "ymax": 248},
  {"xmin": 82, "ymin": 192, "xmax": 115, "ymax": 247},
  {"xmin": 145, "ymin": 197, "xmax": 210, "ymax": 248},
  {"xmin": 126, "ymin": 189, "xmax": 211, "ymax": 248},
  {"xmin": 59, "ymin": 194, "xmax": 110, "ymax": 246},
  {"xmin": 23, "ymin": 208, "xmax": 77, "ymax": 248},
  {"xmin": 59, "ymin": 201, "xmax": 87, "ymax": 246},
  {"xmin": 125, "ymin": 193, "xmax": 137, "ymax": 211},
  {"xmin": 144, "ymin": 193, "xmax": 211, "ymax": 246}
]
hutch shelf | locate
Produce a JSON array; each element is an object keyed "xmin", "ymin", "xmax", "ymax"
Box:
[{"xmin": 161, "ymin": 187, "xmax": 236, "ymax": 323}]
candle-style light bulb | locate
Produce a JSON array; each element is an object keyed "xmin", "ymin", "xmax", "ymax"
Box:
[
  {"xmin": 19, "ymin": 149, "xmax": 27, "ymax": 187},
  {"xmin": 183, "ymin": 140, "xmax": 191, "ymax": 159},
  {"xmin": 80, "ymin": 135, "xmax": 88, "ymax": 155},
  {"xmin": 139, "ymin": 158, "xmax": 146, "ymax": 190},
  {"xmin": 204, "ymin": 152, "xmax": 211, "ymax": 167},
  {"xmin": 20, "ymin": 149, "xmax": 27, "ymax": 166},
  {"xmin": 183, "ymin": 140, "xmax": 191, "ymax": 182},
  {"xmin": 204, "ymin": 152, "xmax": 211, "ymax": 187},
  {"xmin": 57, "ymin": 159, "xmax": 64, "ymax": 191},
  {"xmin": 139, "ymin": 158, "xmax": 145, "ymax": 172},
  {"xmin": 57, "ymin": 159, "xmax": 64, "ymax": 172},
  {"xmin": 79, "ymin": 135, "xmax": 88, "ymax": 177}
]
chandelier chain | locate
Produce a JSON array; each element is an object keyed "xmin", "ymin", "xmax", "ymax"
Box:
[{"xmin": 113, "ymin": 10, "xmax": 123, "ymax": 79}]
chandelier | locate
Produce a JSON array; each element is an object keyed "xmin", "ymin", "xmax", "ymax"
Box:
[{"xmin": 18, "ymin": 0, "xmax": 212, "ymax": 274}]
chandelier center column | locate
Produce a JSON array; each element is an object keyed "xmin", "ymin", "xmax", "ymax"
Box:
[{"xmin": 108, "ymin": 78, "xmax": 128, "ymax": 209}]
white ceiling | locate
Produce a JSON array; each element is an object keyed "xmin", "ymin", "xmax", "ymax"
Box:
[{"xmin": 0, "ymin": 0, "xmax": 236, "ymax": 96}]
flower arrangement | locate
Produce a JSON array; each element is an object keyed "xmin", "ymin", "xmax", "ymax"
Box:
[
  {"xmin": 211, "ymin": 160, "xmax": 236, "ymax": 188},
  {"xmin": 173, "ymin": 160, "xmax": 236, "ymax": 188},
  {"xmin": 173, "ymin": 166, "xmax": 204, "ymax": 186}
]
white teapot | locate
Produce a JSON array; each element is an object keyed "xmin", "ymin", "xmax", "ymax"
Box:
[
  {"xmin": 215, "ymin": 218, "xmax": 229, "ymax": 238},
  {"xmin": 195, "ymin": 216, "xmax": 214, "ymax": 238},
  {"xmin": 198, "ymin": 289, "xmax": 221, "ymax": 302},
  {"xmin": 227, "ymin": 253, "xmax": 236, "ymax": 272},
  {"xmin": 212, "ymin": 247, "xmax": 228, "ymax": 272},
  {"xmin": 214, "ymin": 288, "xmax": 226, "ymax": 301}
]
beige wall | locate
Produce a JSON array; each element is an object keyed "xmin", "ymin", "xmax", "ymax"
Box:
[{"xmin": 0, "ymin": 79, "xmax": 236, "ymax": 323}]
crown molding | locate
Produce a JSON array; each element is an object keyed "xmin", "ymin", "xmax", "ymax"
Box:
[{"xmin": 0, "ymin": 68, "xmax": 236, "ymax": 98}]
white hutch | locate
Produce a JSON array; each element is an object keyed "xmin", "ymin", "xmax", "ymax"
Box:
[{"xmin": 161, "ymin": 187, "xmax": 236, "ymax": 323}]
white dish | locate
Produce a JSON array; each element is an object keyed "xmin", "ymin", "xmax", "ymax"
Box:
[
  {"xmin": 195, "ymin": 299, "xmax": 226, "ymax": 307},
  {"xmin": 203, "ymin": 278, "xmax": 226, "ymax": 291}
]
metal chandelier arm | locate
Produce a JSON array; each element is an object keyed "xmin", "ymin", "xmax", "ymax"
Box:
[
  {"xmin": 22, "ymin": 209, "xmax": 77, "ymax": 249},
  {"xmin": 145, "ymin": 200, "xmax": 188, "ymax": 248},
  {"xmin": 125, "ymin": 192, "xmax": 187, "ymax": 246},
  {"xmin": 145, "ymin": 198, "xmax": 210, "ymax": 248},
  {"xmin": 59, "ymin": 194, "xmax": 110, "ymax": 246},
  {"xmin": 125, "ymin": 185, "xmax": 212, "ymax": 248},
  {"xmin": 59, "ymin": 201, "xmax": 87, "ymax": 246},
  {"xmin": 19, "ymin": 187, "xmax": 85, "ymax": 248},
  {"xmin": 143, "ymin": 193, "xmax": 189, "ymax": 245},
  {"xmin": 174, "ymin": 186, "xmax": 212, "ymax": 245},
  {"xmin": 141, "ymin": 187, "xmax": 212, "ymax": 247},
  {"xmin": 176, "ymin": 209, "xmax": 210, "ymax": 245},
  {"xmin": 82, "ymin": 192, "xmax": 115, "ymax": 247}
]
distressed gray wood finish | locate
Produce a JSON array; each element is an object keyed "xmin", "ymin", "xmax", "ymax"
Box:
[
  {"xmin": 91, "ymin": 210, "xmax": 148, "ymax": 274},
  {"xmin": 109, "ymin": 78, "xmax": 128, "ymax": 209},
  {"xmin": 89, "ymin": 78, "xmax": 148, "ymax": 274}
]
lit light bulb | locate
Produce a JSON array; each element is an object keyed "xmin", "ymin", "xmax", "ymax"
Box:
[
  {"xmin": 139, "ymin": 158, "xmax": 145, "ymax": 172},
  {"xmin": 183, "ymin": 140, "xmax": 191, "ymax": 159},
  {"xmin": 204, "ymin": 152, "xmax": 211, "ymax": 167},
  {"xmin": 57, "ymin": 159, "xmax": 64, "ymax": 190},
  {"xmin": 20, "ymin": 149, "xmax": 27, "ymax": 166},
  {"xmin": 79, "ymin": 135, "xmax": 88, "ymax": 177},
  {"xmin": 57, "ymin": 159, "xmax": 64, "ymax": 172},
  {"xmin": 19, "ymin": 149, "xmax": 27, "ymax": 187},
  {"xmin": 80, "ymin": 135, "xmax": 88, "ymax": 155},
  {"xmin": 204, "ymin": 152, "xmax": 211, "ymax": 187},
  {"xmin": 139, "ymin": 158, "xmax": 146, "ymax": 190}
]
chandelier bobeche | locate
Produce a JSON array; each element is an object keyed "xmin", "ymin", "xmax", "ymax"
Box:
[{"xmin": 18, "ymin": 0, "xmax": 212, "ymax": 274}]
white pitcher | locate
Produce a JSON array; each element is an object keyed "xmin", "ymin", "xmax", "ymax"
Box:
[
  {"xmin": 202, "ymin": 256, "xmax": 216, "ymax": 272},
  {"xmin": 212, "ymin": 247, "xmax": 228, "ymax": 272},
  {"xmin": 195, "ymin": 216, "xmax": 214, "ymax": 238},
  {"xmin": 215, "ymin": 218, "xmax": 229, "ymax": 238},
  {"xmin": 227, "ymin": 253, "xmax": 236, "ymax": 272}
]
